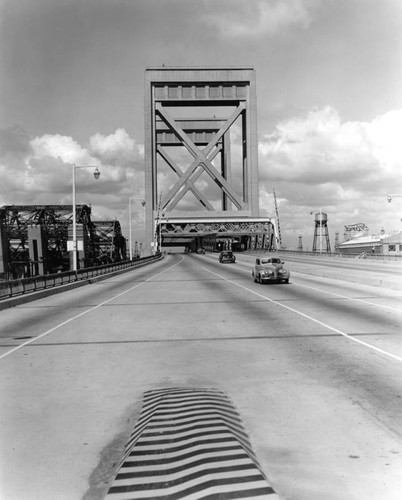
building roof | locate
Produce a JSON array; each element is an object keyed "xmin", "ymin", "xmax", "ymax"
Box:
[
  {"xmin": 382, "ymin": 231, "xmax": 402, "ymax": 244},
  {"xmin": 339, "ymin": 231, "xmax": 402, "ymax": 247}
]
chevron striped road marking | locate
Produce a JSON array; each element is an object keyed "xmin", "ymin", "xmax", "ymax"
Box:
[{"xmin": 106, "ymin": 387, "xmax": 280, "ymax": 500}]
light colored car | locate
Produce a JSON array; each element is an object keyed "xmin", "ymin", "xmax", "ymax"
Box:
[{"xmin": 251, "ymin": 256, "xmax": 290, "ymax": 283}]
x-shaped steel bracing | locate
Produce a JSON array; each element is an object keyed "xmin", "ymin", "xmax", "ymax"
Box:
[
  {"xmin": 156, "ymin": 103, "xmax": 246, "ymax": 211},
  {"xmin": 156, "ymin": 145, "xmax": 217, "ymax": 210}
]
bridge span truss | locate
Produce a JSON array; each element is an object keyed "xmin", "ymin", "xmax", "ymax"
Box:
[{"xmin": 158, "ymin": 217, "xmax": 277, "ymax": 252}]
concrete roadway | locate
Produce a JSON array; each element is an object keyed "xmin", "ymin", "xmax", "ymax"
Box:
[{"xmin": 0, "ymin": 252, "xmax": 401, "ymax": 500}]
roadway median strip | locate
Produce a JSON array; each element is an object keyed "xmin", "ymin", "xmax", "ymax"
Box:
[{"xmin": 106, "ymin": 387, "xmax": 280, "ymax": 499}]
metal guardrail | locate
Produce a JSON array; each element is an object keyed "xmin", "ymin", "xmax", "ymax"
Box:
[
  {"xmin": 246, "ymin": 249, "xmax": 402, "ymax": 262},
  {"xmin": 276, "ymin": 249, "xmax": 402, "ymax": 261},
  {"xmin": 0, "ymin": 253, "xmax": 162, "ymax": 301}
]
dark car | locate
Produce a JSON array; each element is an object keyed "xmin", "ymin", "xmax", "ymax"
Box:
[{"xmin": 219, "ymin": 251, "xmax": 236, "ymax": 263}]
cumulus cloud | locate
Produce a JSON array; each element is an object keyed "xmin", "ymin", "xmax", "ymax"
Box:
[
  {"xmin": 89, "ymin": 128, "xmax": 144, "ymax": 168},
  {"xmin": 259, "ymin": 106, "xmax": 402, "ymax": 190},
  {"xmin": 21, "ymin": 133, "xmax": 101, "ymax": 203},
  {"xmin": 31, "ymin": 134, "xmax": 91, "ymax": 165},
  {"xmin": 201, "ymin": 0, "xmax": 316, "ymax": 38},
  {"xmin": 0, "ymin": 127, "xmax": 144, "ymax": 228},
  {"xmin": 258, "ymin": 106, "xmax": 402, "ymax": 245}
]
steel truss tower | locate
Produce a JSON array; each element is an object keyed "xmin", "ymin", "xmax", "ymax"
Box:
[{"xmin": 144, "ymin": 67, "xmax": 260, "ymax": 251}]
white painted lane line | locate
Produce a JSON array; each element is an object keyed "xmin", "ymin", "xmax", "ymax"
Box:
[
  {"xmin": 292, "ymin": 280, "xmax": 402, "ymax": 313},
  {"xmin": 225, "ymin": 259, "xmax": 402, "ymax": 313},
  {"xmin": 203, "ymin": 267, "xmax": 402, "ymax": 364},
  {"xmin": 0, "ymin": 258, "xmax": 184, "ymax": 361}
]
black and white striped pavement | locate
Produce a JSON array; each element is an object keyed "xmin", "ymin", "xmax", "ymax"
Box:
[{"xmin": 106, "ymin": 387, "xmax": 280, "ymax": 499}]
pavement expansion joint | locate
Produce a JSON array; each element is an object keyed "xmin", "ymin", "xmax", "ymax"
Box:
[{"xmin": 106, "ymin": 387, "xmax": 281, "ymax": 499}]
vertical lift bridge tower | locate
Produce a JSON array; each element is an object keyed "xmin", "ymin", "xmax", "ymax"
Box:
[{"xmin": 144, "ymin": 67, "xmax": 269, "ymax": 251}]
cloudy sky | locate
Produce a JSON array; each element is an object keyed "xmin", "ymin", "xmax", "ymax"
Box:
[{"xmin": 1, "ymin": 0, "xmax": 401, "ymax": 249}]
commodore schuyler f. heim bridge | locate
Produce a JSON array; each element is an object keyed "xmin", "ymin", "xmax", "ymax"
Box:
[{"xmin": 1, "ymin": 68, "xmax": 402, "ymax": 500}]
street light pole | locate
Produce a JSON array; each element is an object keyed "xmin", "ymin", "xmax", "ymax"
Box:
[
  {"xmin": 72, "ymin": 164, "xmax": 100, "ymax": 272},
  {"xmin": 128, "ymin": 197, "xmax": 146, "ymax": 260},
  {"xmin": 160, "ymin": 221, "xmax": 162, "ymax": 252},
  {"xmin": 72, "ymin": 165, "xmax": 77, "ymax": 272},
  {"xmin": 129, "ymin": 198, "xmax": 132, "ymax": 261}
]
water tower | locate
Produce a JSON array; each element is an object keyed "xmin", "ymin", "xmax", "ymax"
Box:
[{"xmin": 312, "ymin": 212, "xmax": 331, "ymax": 252}]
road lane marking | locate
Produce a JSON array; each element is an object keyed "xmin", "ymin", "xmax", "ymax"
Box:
[
  {"xmin": 221, "ymin": 259, "xmax": 402, "ymax": 313},
  {"xmin": 201, "ymin": 254, "xmax": 402, "ymax": 317},
  {"xmin": 0, "ymin": 258, "xmax": 184, "ymax": 361},
  {"xmin": 106, "ymin": 387, "xmax": 279, "ymax": 499},
  {"xmin": 203, "ymin": 267, "xmax": 402, "ymax": 364},
  {"xmin": 291, "ymin": 279, "xmax": 402, "ymax": 313}
]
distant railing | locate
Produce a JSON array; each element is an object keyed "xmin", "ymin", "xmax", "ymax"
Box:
[
  {"xmin": 247, "ymin": 249, "xmax": 402, "ymax": 262},
  {"xmin": 0, "ymin": 253, "xmax": 163, "ymax": 301}
]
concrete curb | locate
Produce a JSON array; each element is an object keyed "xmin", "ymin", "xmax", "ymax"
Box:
[{"xmin": 0, "ymin": 256, "xmax": 163, "ymax": 311}]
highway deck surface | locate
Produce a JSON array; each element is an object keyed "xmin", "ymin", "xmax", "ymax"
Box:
[{"xmin": 0, "ymin": 252, "xmax": 401, "ymax": 500}]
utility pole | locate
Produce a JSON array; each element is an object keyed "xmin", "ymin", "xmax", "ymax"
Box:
[{"xmin": 273, "ymin": 188, "xmax": 282, "ymax": 249}]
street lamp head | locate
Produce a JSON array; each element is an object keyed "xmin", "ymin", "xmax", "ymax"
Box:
[
  {"xmin": 387, "ymin": 195, "xmax": 392, "ymax": 203},
  {"xmin": 141, "ymin": 200, "xmax": 146, "ymax": 207},
  {"xmin": 93, "ymin": 167, "xmax": 101, "ymax": 180}
]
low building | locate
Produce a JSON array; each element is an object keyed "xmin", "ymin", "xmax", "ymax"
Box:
[
  {"xmin": 337, "ymin": 231, "xmax": 402, "ymax": 256},
  {"xmin": 382, "ymin": 232, "xmax": 402, "ymax": 255}
]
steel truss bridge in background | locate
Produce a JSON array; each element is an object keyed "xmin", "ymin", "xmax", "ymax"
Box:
[
  {"xmin": 158, "ymin": 217, "xmax": 277, "ymax": 252},
  {"xmin": 93, "ymin": 220, "xmax": 126, "ymax": 264},
  {"xmin": 0, "ymin": 205, "xmax": 126, "ymax": 280}
]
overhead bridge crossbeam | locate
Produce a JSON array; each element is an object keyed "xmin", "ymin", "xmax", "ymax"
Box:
[
  {"xmin": 156, "ymin": 218, "xmax": 277, "ymax": 252},
  {"xmin": 156, "ymin": 117, "xmax": 227, "ymax": 145},
  {"xmin": 159, "ymin": 218, "xmax": 275, "ymax": 236}
]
